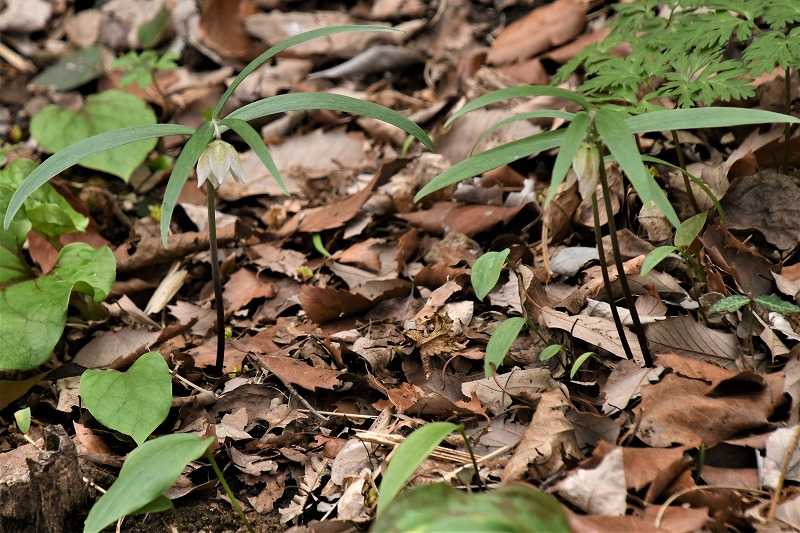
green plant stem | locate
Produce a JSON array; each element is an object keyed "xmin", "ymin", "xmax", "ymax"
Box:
[
  {"xmin": 785, "ymin": 66, "xmax": 792, "ymax": 167},
  {"xmin": 458, "ymin": 427, "xmax": 484, "ymax": 491},
  {"xmin": 670, "ymin": 130, "xmax": 699, "ymax": 214},
  {"xmin": 590, "ymin": 191, "xmax": 637, "ymax": 362},
  {"xmin": 595, "ymin": 155, "xmax": 654, "ymax": 367},
  {"xmin": 207, "ymin": 451, "xmax": 253, "ymax": 533},
  {"xmin": 207, "ymin": 186, "xmax": 226, "ymax": 374}
]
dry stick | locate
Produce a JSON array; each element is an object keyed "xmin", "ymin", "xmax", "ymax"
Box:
[
  {"xmin": 596, "ymin": 152, "xmax": 654, "ymax": 367},
  {"xmin": 767, "ymin": 423, "xmax": 800, "ymax": 521},
  {"xmin": 670, "ymin": 130, "xmax": 700, "ymax": 214},
  {"xmin": 591, "ymin": 191, "xmax": 637, "ymax": 362},
  {"xmin": 458, "ymin": 427, "xmax": 485, "ymax": 491},
  {"xmin": 207, "ymin": 186, "xmax": 226, "ymax": 374}
]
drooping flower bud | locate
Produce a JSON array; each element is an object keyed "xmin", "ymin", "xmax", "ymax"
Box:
[
  {"xmin": 573, "ymin": 142, "xmax": 600, "ymax": 200},
  {"xmin": 196, "ymin": 140, "xmax": 246, "ymax": 189}
]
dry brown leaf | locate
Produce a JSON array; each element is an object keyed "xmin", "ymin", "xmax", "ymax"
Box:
[
  {"xmin": 568, "ymin": 513, "xmax": 664, "ymax": 533},
  {"xmin": 601, "ymin": 359, "xmax": 663, "ymax": 414},
  {"xmin": 255, "ymin": 355, "xmax": 341, "ymax": 393},
  {"xmin": 645, "ymin": 316, "xmax": 739, "ymax": 367},
  {"xmin": 298, "ymin": 286, "xmax": 374, "ymax": 324},
  {"xmin": 593, "ymin": 441, "xmax": 686, "ymax": 492},
  {"xmin": 461, "ymin": 368, "xmax": 557, "ymax": 416},
  {"xmin": 198, "ymin": 0, "xmax": 257, "ymax": 60},
  {"xmin": 73, "ymin": 328, "xmax": 162, "ymax": 369},
  {"xmin": 190, "ymin": 339, "xmax": 248, "ymax": 373},
  {"xmin": 223, "ymin": 268, "xmax": 276, "ymax": 314},
  {"xmin": 556, "ymin": 447, "xmax": 626, "ymax": 516},
  {"xmin": 398, "ymin": 201, "xmax": 525, "ymax": 236},
  {"xmin": 541, "ymin": 306, "xmax": 643, "ymax": 362}
]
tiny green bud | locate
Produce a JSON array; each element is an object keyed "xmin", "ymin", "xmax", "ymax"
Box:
[{"xmin": 196, "ymin": 140, "xmax": 246, "ymax": 189}]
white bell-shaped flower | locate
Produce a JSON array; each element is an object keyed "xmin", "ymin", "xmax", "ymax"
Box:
[{"xmin": 196, "ymin": 140, "xmax": 247, "ymax": 189}]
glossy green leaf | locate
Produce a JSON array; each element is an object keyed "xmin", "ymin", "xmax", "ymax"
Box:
[
  {"xmin": 754, "ymin": 294, "xmax": 800, "ymax": 315},
  {"xmin": 80, "ymin": 352, "xmax": 172, "ymax": 446},
  {"xmin": 595, "ymin": 108, "xmax": 680, "ymax": 226},
  {"xmin": 547, "ymin": 111, "xmax": 589, "ymax": 205},
  {"xmin": 14, "ymin": 406, "xmax": 31, "ymax": 433},
  {"xmin": 226, "ymin": 92, "xmax": 433, "ymax": 150},
  {"xmin": 220, "ymin": 118, "xmax": 287, "ymax": 195},
  {"xmin": 474, "ymin": 110, "xmax": 576, "ymax": 149},
  {"xmin": 445, "ymin": 85, "xmax": 589, "ymax": 127},
  {"xmin": 570, "ymin": 352, "xmax": 596, "ymax": 379},
  {"xmin": 0, "ymin": 244, "xmax": 116, "ymax": 371},
  {"xmin": 641, "ymin": 246, "xmax": 678, "ymax": 276},
  {"xmin": 3, "ymin": 124, "xmax": 194, "ymax": 231},
  {"xmin": 414, "ymin": 130, "xmax": 564, "ymax": 201},
  {"xmin": 160, "ymin": 122, "xmax": 215, "ymax": 246},
  {"xmin": 83, "ymin": 433, "xmax": 214, "ymax": 533},
  {"xmin": 708, "ymin": 295, "xmax": 751, "ymax": 315},
  {"xmin": 674, "ymin": 211, "xmax": 708, "ymax": 248},
  {"xmin": 377, "ymin": 422, "xmax": 459, "ymax": 513},
  {"xmin": 213, "ymin": 25, "xmax": 397, "ymax": 118},
  {"xmin": 538, "ymin": 344, "xmax": 562, "ymax": 362},
  {"xmin": 30, "ymin": 90, "xmax": 158, "ymax": 181},
  {"xmin": 471, "ymin": 249, "xmax": 510, "ymax": 301},
  {"xmin": 485, "ymin": 317, "xmax": 526, "ymax": 377},
  {"xmin": 627, "ymin": 107, "xmax": 800, "ymax": 134},
  {"xmin": 372, "ymin": 483, "xmax": 571, "ymax": 533}
]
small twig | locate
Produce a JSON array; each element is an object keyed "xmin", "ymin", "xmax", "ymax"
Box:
[
  {"xmin": 654, "ymin": 485, "xmax": 768, "ymax": 528},
  {"xmin": 206, "ymin": 451, "xmax": 254, "ymax": 533},
  {"xmin": 0, "ymin": 39, "xmax": 34, "ymax": 72},
  {"xmin": 458, "ymin": 427, "xmax": 485, "ymax": 490},
  {"xmin": 767, "ymin": 424, "xmax": 800, "ymax": 521}
]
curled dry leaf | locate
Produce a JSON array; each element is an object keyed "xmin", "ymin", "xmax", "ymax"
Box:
[
  {"xmin": 298, "ymin": 286, "xmax": 374, "ymax": 324},
  {"xmin": 73, "ymin": 328, "xmax": 162, "ymax": 369},
  {"xmin": 555, "ymin": 447, "xmax": 626, "ymax": 516}
]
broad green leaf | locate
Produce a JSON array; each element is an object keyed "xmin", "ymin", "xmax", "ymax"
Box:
[
  {"xmin": 627, "ymin": 107, "xmax": 800, "ymax": 134},
  {"xmin": 570, "ymin": 352, "xmax": 596, "ymax": 379},
  {"xmin": 14, "ymin": 407, "xmax": 31, "ymax": 433},
  {"xmin": 0, "ymin": 243, "xmax": 115, "ymax": 371},
  {"xmin": 708, "ymin": 295, "xmax": 751, "ymax": 315},
  {"xmin": 80, "ymin": 352, "xmax": 172, "ymax": 446},
  {"xmin": 83, "ymin": 433, "xmax": 214, "ymax": 533},
  {"xmin": 226, "ymin": 92, "xmax": 433, "ymax": 150},
  {"xmin": 312, "ymin": 234, "xmax": 332, "ymax": 258},
  {"xmin": 639, "ymin": 154, "xmax": 725, "ymax": 220},
  {"xmin": 160, "ymin": 122, "xmax": 215, "ymax": 246},
  {"xmin": 754, "ymin": 294, "xmax": 800, "ymax": 315},
  {"xmin": 641, "ymin": 246, "xmax": 678, "ymax": 276},
  {"xmin": 547, "ymin": 111, "xmax": 589, "ymax": 205},
  {"xmin": 30, "ymin": 46, "xmax": 105, "ymax": 91},
  {"xmin": 377, "ymin": 422, "xmax": 459, "ymax": 513},
  {"xmin": 414, "ymin": 130, "xmax": 564, "ymax": 201},
  {"xmin": 595, "ymin": 108, "xmax": 680, "ymax": 226},
  {"xmin": 474, "ymin": 110, "xmax": 576, "ymax": 149},
  {"xmin": 674, "ymin": 211, "xmax": 708, "ymax": 248},
  {"xmin": 212, "ymin": 25, "xmax": 398, "ymax": 118},
  {"xmin": 3, "ymin": 123, "xmax": 194, "ymax": 230},
  {"xmin": 30, "ymin": 90, "xmax": 158, "ymax": 181},
  {"xmin": 220, "ymin": 118, "xmax": 287, "ymax": 195},
  {"xmin": 372, "ymin": 483, "xmax": 571, "ymax": 533},
  {"xmin": 132, "ymin": 495, "xmax": 174, "ymax": 515},
  {"xmin": 538, "ymin": 344, "xmax": 562, "ymax": 362},
  {"xmin": 445, "ymin": 85, "xmax": 589, "ymax": 127},
  {"xmin": 471, "ymin": 249, "xmax": 510, "ymax": 301},
  {"xmin": 485, "ymin": 317, "xmax": 526, "ymax": 377}
]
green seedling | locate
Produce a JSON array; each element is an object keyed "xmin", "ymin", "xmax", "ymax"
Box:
[
  {"xmin": 113, "ymin": 50, "xmax": 178, "ymax": 90},
  {"xmin": 708, "ymin": 292, "xmax": 800, "ymax": 355},
  {"xmin": 641, "ymin": 210, "xmax": 708, "ymax": 278}
]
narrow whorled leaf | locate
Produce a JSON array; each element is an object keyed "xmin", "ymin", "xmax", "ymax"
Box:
[
  {"xmin": 212, "ymin": 25, "xmax": 397, "ymax": 118},
  {"xmin": 83, "ymin": 434, "xmax": 214, "ymax": 533},
  {"xmin": 226, "ymin": 92, "xmax": 433, "ymax": 150},
  {"xmin": 474, "ymin": 110, "xmax": 576, "ymax": 149},
  {"xmin": 627, "ymin": 107, "xmax": 800, "ymax": 134},
  {"xmin": 547, "ymin": 111, "xmax": 589, "ymax": 205},
  {"xmin": 595, "ymin": 108, "xmax": 680, "ymax": 226},
  {"xmin": 3, "ymin": 124, "xmax": 194, "ymax": 230},
  {"xmin": 485, "ymin": 317, "xmax": 526, "ymax": 377},
  {"xmin": 538, "ymin": 344, "xmax": 562, "ymax": 362},
  {"xmin": 445, "ymin": 85, "xmax": 589, "ymax": 127},
  {"xmin": 708, "ymin": 295, "xmax": 751, "ymax": 315},
  {"xmin": 160, "ymin": 122, "xmax": 214, "ymax": 246},
  {"xmin": 80, "ymin": 352, "xmax": 172, "ymax": 445},
  {"xmin": 570, "ymin": 352, "xmax": 596, "ymax": 379},
  {"xmin": 754, "ymin": 294, "xmax": 800, "ymax": 315},
  {"xmin": 641, "ymin": 246, "xmax": 678, "ymax": 276},
  {"xmin": 639, "ymin": 154, "xmax": 725, "ymax": 220},
  {"xmin": 220, "ymin": 118, "xmax": 288, "ymax": 195},
  {"xmin": 414, "ymin": 130, "xmax": 564, "ymax": 201},
  {"xmin": 377, "ymin": 422, "xmax": 459, "ymax": 514},
  {"xmin": 674, "ymin": 211, "xmax": 708, "ymax": 248},
  {"xmin": 14, "ymin": 407, "xmax": 31, "ymax": 433},
  {"xmin": 471, "ymin": 249, "xmax": 510, "ymax": 301}
]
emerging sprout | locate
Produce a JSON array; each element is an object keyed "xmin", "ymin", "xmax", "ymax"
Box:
[{"xmin": 196, "ymin": 140, "xmax": 246, "ymax": 189}]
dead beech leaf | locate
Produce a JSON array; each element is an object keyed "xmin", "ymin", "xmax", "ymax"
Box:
[
  {"xmin": 223, "ymin": 268, "xmax": 275, "ymax": 314},
  {"xmin": 601, "ymin": 359, "xmax": 663, "ymax": 414},
  {"xmin": 198, "ymin": 0, "xmax": 257, "ymax": 60},
  {"xmin": 593, "ymin": 441, "xmax": 686, "ymax": 493},
  {"xmin": 397, "ymin": 201, "xmax": 525, "ymax": 236},
  {"xmin": 761, "ymin": 426, "xmax": 800, "ymax": 489},
  {"xmin": 190, "ymin": 339, "xmax": 248, "ymax": 373},
  {"xmin": 488, "ymin": 0, "xmax": 587, "ymax": 65},
  {"xmin": 701, "ymin": 223, "xmax": 772, "ymax": 296},
  {"xmin": 568, "ymin": 513, "xmax": 664, "ymax": 533},
  {"xmin": 295, "ymin": 171, "xmax": 379, "ymax": 234},
  {"xmin": 255, "ymin": 355, "xmax": 341, "ymax": 392},
  {"xmin": 503, "ymin": 388, "xmax": 580, "ymax": 481},
  {"xmin": 249, "ymin": 244, "xmax": 307, "ymax": 279},
  {"xmin": 541, "ymin": 306, "xmax": 643, "ymax": 363},
  {"xmin": 73, "ymin": 328, "xmax": 162, "ymax": 369},
  {"xmin": 773, "ymin": 263, "xmax": 800, "ymax": 299},
  {"xmin": 645, "ymin": 316, "xmax": 739, "ymax": 367},
  {"xmin": 461, "ymin": 368, "xmax": 557, "ymax": 416},
  {"xmin": 556, "ymin": 447, "xmax": 626, "ymax": 516},
  {"xmin": 299, "ymin": 286, "xmax": 373, "ymax": 324}
]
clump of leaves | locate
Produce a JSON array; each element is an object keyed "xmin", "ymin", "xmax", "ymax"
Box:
[{"xmin": 112, "ymin": 50, "xmax": 179, "ymax": 89}]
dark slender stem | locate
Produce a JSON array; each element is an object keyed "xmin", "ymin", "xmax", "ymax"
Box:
[
  {"xmin": 207, "ymin": 451, "xmax": 253, "ymax": 533},
  {"xmin": 785, "ymin": 66, "xmax": 792, "ymax": 167},
  {"xmin": 207, "ymin": 187, "xmax": 226, "ymax": 374},
  {"xmin": 670, "ymin": 130, "xmax": 699, "ymax": 214},
  {"xmin": 458, "ymin": 427, "xmax": 484, "ymax": 490},
  {"xmin": 596, "ymin": 153, "xmax": 654, "ymax": 367},
  {"xmin": 591, "ymin": 191, "xmax": 636, "ymax": 362}
]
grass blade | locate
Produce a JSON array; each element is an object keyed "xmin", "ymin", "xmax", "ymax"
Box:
[
  {"xmin": 226, "ymin": 92, "xmax": 433, "ymax": 150},
  {"xmin": 445, "ymin": 86, "xmax": 589, "ymax": 127},
  {"xmin": 547, "ymin": 111, "xmax": 589, "ymax": 205},
  {"xmin": 627, "ymin": 107, "xmax": 800, "ymax": 134},
  {"xmin": 595, "ymin": 108, "xmax": 680, "ymax": 226},
  {"xmin": 212, "ymin": 25, "xmax": 397, "ymax": 118},
  {"xmin": 472, "ymin": 109, "xmax": 576, "ymax": 150},
  {"xmin": 638, "ymin": 154, "xmax": 725, "ymax": 220},
  {"xmin": 220, "ymin": 118, "xmax": 288, "ymax": 195},
  {"xmin": 414, "ymin": 129, "xmax": 564, "ymax": 201},
  {"xmin": 3, "ymin": 124, "xmax": 194, "ymax": 230},
  {"xmin": 160, "ymin": 122, "xmax": 214, "ymax": 246}
]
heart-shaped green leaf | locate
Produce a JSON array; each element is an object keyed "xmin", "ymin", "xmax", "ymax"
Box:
[
  {"xmin": 0, "ymin": 243, "xmax": 115, "ymax": 370},
  {"xmin": 83, "ymin": 433, "xmax": 213, "ymax": 533},
  {"xmin": 485, "ymin": 317, "xmax": 526, "ymax": 377},
  {"xmin": 30, "ymin": 90, "xmax": 157, "ymax": 181},
  {"xmin": 471, "ymin": 249, "xmax": 510, "ymax": 301},
  {"xmin": 80, "ymin": 351, "xmax": 172, "ymax": 445}
]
